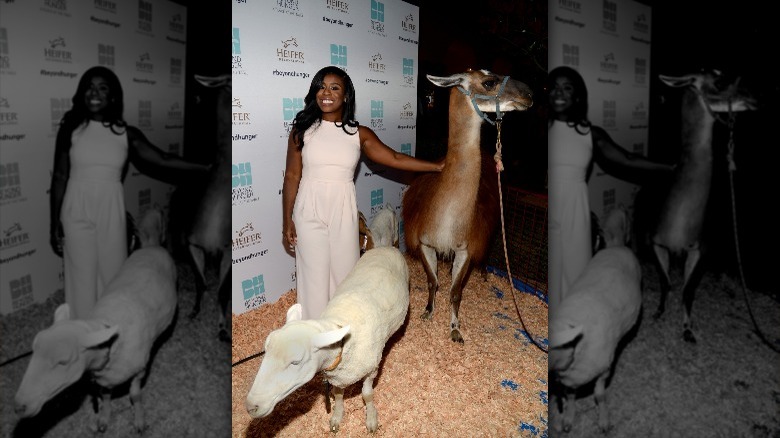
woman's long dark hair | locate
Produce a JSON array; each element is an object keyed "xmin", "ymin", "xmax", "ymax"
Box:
[
  {"xmin": 548, "ymin": 65, "xmax": 591, "ymax": 135},
  {"xmin": 292, "ymin": 66, "xmax": 359, "ymax": 150},
  {"xmin": 60, "ymin": 66, "xmax": 127, "ymax": 136}
]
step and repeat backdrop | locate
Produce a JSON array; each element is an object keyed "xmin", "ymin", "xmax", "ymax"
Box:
[
  {"xmin": 0, "ymin": 0, "xmax": 187, "ymax": 315},
  {"xmin": 549, "ymin": 0, "xmax": 652, "ymax": 219},
  {"xmin": 232, "ymin": 0, "xmax": 420, "ymax": 315}
]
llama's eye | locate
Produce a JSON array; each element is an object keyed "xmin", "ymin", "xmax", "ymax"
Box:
[{"xmin": 483, "ymin": 80, "xmax": 497, "ymax": 90}]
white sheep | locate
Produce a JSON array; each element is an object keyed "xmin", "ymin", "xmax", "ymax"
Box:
[
  {"xmin": 549, "ymin": 207, "xmax": 642, "ymax": 434},
  {"xmin": 245, "ymin": 245, "xmax": 409, "ymax": 433},
  {"xmin": 358, "ymin": 202, "xmax": 399, "ymax": 254},
  {"xmin": 14, "ymin": 207, "xmax": 177, "ymax": 434}
]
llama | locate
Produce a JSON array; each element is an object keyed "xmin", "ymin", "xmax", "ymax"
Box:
[
  {"xmin": 652, "ymin": 69, "xmax": 756, "ymax": 343},
  {"xmin": 184, "ymin": 74, "xmax": 232, "ymax": 342},
  {"xmin": 402, "ymin": 69, "xmax": 533, "ymax": 343}
]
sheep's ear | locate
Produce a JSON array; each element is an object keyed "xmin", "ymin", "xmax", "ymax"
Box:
[
  {"xmin": 286, "ymin": 304, "xmax": 303, "ymax": 322},
  {"xmin": 550, "ymin": 324, "xmax": 583, "ymax": 349},
  {"xmin": 311, "ymin": 325, "xmax": 350, "ymax": 349},
  {"xmin": 54, "ymin": 304, "xmax": 71, "ymax": 323},
  {"xmin": 80, "ymin": 325, "xmax": 119, "ymax": 349}
]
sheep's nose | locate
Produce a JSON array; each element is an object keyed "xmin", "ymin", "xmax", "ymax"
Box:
[
  {"xmin": 14, "ymin": 403, "xmax": 27, "ymax": 416},
  {"xmin": 245, "ymin": 400, "xmax": 258, "ymax": 416}
]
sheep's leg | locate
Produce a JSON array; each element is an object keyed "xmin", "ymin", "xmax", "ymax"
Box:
[
  {"xmin": 448, "ymin": 249, "xmax": 470, "ymax": 343},
  {"xmin": 549, "ymin": 387, "xmax": 563, "ymax": 432},
  {"xmin": 362, "ymin": 370, "xmax": 379, "ymax": 432},
  {"xmin": 651, "ymin": 243, "xmax": 671, "ymax": 321},
  {"xmin": 562, "ymin": 387, "xmax": 576, "ymax": 433},
  {"xmin": 681, "ymin": 247, "xmax": 701, "ymax": 343},
  {"xmin": 419, "ymin": 245, "xmax": 439, "ymax": 320},
  {"xmin": 329, "ymin": 385, "xmax": 345, "ymax": 433},
  {"xmin": 594, "ymin": 373, "xmax": 610, "ymax": 433},
  {"xmin": 129, "ymin": 373, "xmax": 146, "ymax": 434},
  {"xmin": 188, "ymin": 243, "xmax": 208, "ymax": 319},
  {"xmin": 96, "ymin": 387, "xmax": 111, "ymax": 433}
]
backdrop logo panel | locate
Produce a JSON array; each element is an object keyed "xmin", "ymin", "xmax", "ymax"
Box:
[
  {"xmin": 368, "ymin": 52, "xmax": 385, "ymax": 74},
  {"xmin": 50, "ymin": 98, "xmax": 71, "ymax": 135},
  {"xmin": 330, "ymin": 43, "xmax": 347, "ymax": 67},
  {"xmin": 8, "ymin": 274, "xmax": 34, "ymax": 313},
  {"xmin": 137, "ymin": 0, "xmax": 154, "ymax": 35},
  {"xmin": 138, "ymin": 100, "xmax": 153, "ymax": 129},
  {"xmin": 95, "ymin": 0, "xmax": 118, "ymax": 14},
  {"xmin": 562, "ymin": 43, "xmax": 579, "ymax": 67},
  {"xmin": 273, "ymin": 0, "xmax": 303, "ymax": 18},
  {"xmin": 558, "ymin": 0, "xmax": 582, "ymax": 14},
  {"xmin": 98, "ymin": 43, "xmax": 116, "ymax": 67},
  {"xmin": 233, "ymin": 222, "xmax": 263, "ymax": 252},
  {"xmin": 401, "ymin": 57, "xmax": 414, "ymax": 87},
  {"xmin": 233, "ymin": 96, "xmax": 250, "ymax": 126},
  {"xmin": 370, "ymin": 99, "xmax": 384, "ymax": 130},
  {"xmin": 0, "ymin": 28, "xmax": 13, "ymax": 73},
  {"xmin": 44, "ymin": 37, "xmax": 73, "ymax": 64},
  {"xmin": 232, "ymin": 162, "xmax": 258, "ymax": 206},
  {"xmin": 242, "ymin": 274, "xmax": 267, "ymax": 311},
  {"xmin": 0, "ymin": 222, "xmax": 31, "ymax": 252},
  {"xmin": 0, "ymin": 162, "xmax": 24, "ymax": 205},
  {"xmin": 602, "ymin": 0, "xmax": 617, "ymax": 33},
  {"xmin": 0, "ymin": 98, "xmax": 18, "ymax": 126},
  {"xmin": 326, "ymin": 0, "xmax": 350, "ymax": 14},
  {"xmin": 41, "ymin": 0, "xmax": 71, "ymax": 17},
  {"xmin": 369, "ymin": 0, "xmax": 386, "ymax": 36},
  {"xmin": 279, "ymin": 37, "xmax": 305, "ymax": 64}
]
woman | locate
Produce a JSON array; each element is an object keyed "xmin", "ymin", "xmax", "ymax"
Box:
[
  {"xmin": 282, "ymin": 65, "xmax": 443, "ymax": 319},
  {"xmin": 50, "ymin": 66, "xmax": 210, "ymax": 319},
  {"xmin": 548, "ymin": 65, "xmax": 674, "ymax": 309}
]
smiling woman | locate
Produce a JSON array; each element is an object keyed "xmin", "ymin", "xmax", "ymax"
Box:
[
  {"xmin": 281, "ymin": 65, "xmax": 444, "ymax": 321},
  {"xmin": 49, "ymin": 65, "xmax": 211, "ymax": 321}
]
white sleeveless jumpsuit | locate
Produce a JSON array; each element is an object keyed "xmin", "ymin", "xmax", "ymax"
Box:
[
  {"xmin": 61, "ymin": 120, "xmax": 128, "ymax": 319},
  {"xmin": 548, "ymin": 119, "xmax": 592, "ymax": 313},
  {"xmin": 293, "ymin": 120, "xmax": 361, "ymax": 320}
]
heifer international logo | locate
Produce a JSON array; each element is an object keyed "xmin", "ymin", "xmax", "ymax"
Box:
[
  {"xmin": 233, "ymin": 97, "xmax": 250, "ymax": 126},
  {"xmin": 0, "ymin": 98, "xmax": 18, "ymax": 126},
  {"xmin": 94, "ymin": 0, "xmax": 117, "ymax": 13},
  {"xmin": 0, "ymin": 222, "xmax": 31, "ymax": 251},
  {"xmin": 400, "ymin": 102, "xmax": 414, "ymax": 120},
  {"xmin": 242, "ymin": 274, "xmax": 266, "ymax": 311},
  {"xmin": 166, "ymin": 102, "xmax": 183, "ymax": 128},
  {"xmin": 599, "ymin": 52, "xmax": 618, "ymax": 74},
  {"xmin": 136, "ymin": 52, "xmax": 154, "ymax": 74},
  {"xmin": 368, "ymin": 53, "xmax": 385, "ymax": 73},
  {"xmin": 326, "ymin": 0, "xmax": 349, "ymax": 14},
  {"xmin": 10, "ymin": 274, "xmax": 34, "ymax": 312},
  {"xmin": 169, "ymin": 13, "xmax": 184, "ymax": 34},
  {"xmin": 233, "ymin": 223, "xmax": 262, "ymax": 251},
  {"xmin": 602, "ymin": 0, "xmax": 617, "ymax": 33},
  {"xmin": 558, "ymin": 0, "xmax": 581, "ymax": 13},
  {"xmin": 98, "ymin": 43, "xmax": 115, "ymax": 68},
  {"xmin": 278, "ymin": 37, "xmax": 304, "ymax": 64},
  {"xmin": 369, "ymin": 0, "xmax": 386, "ymax": 36},
  {"xmin": 634, "ymin": 12, "xmax": 649, "ymax": 34},
  {"xmin": 401, "ymin": 13, "xmax": 416, "ymax": 34},
  {"xmin": 44, "ymin": 37, "xmax": 73, "ymax": 63},
  {"xmin": 41, "ymin": 0, "xmax": 71, "ymax": 17}
]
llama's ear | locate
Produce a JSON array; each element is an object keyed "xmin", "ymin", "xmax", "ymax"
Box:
[
  {"xmin": 286, "ymin": 303, "xmax": 303, "ymax": 322},
  {"xmin": 659, "ymin": 74, "xmax": 696, "ymax": 88},
  {"xmin": 427, "ymin": 73, "xmax": 468, "ymax": 88}
]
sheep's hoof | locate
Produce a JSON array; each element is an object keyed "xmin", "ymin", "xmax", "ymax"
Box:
[
  {"xmin": 450, "ymin": 330, "xmax": 464, "ymax": 344},
  {"xmin": 330, "ymin": 424, "xmax": 340, "ymax": 433},
  {"xmin": 97, "ymin": 422, "xmax": 108, "ymax": 433}
]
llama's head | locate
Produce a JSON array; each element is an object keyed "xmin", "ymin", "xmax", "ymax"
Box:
[
  {"xmin": 659, "ymin": 69, "xmax": 757, "ymax": 113},
  {"xmin": 427, "ymin": 69, "xmax": 534, "ymax": 118}
]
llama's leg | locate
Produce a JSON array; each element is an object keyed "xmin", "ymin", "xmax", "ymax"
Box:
[
  {"xmin": 96, "ymin": 387, "xmax": 111, "ymax": 433},
  {"xmin": 652, "ymin": 243, "xmax": 671, "ymax": 320},
  {"xmin": 217, "ymin": 252, "xmax": 232, "ymax": 342},
  {"xmin": 681, "ymin": 247, "xmax": 701, "ymax": 343},
  {"xmin": 129, "ymin": 373, "xmax": 146, "ymax": 433},
  {"xmin": 329, "ymin": 385, "xmax": 345, "ymax": 433},
  {"xmin": 594, "ymin": 372, "xmax": 610, "ymax": 433},
  {"xmin": 419, "ymin": 244, "xmax": 439, "ymax": 320},
  {"xmin": 188, "ymin": 243, "xmax": 208, "ymax": 319},
  {"xmin": 362, "ymin": 370, "xmax": 379, "ymax": 432},
  {"xmin": 562, "ymin": 387, "xmax": 576, "ymax": 433},
  {"xmin": 448, "ymin": 249, "xmax": 471, "ymax": 343}
]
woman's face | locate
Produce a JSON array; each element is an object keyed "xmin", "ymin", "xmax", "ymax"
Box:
[
  {"xmin": 316, "ymin": 73, "xmax": 346, "ymax": 120},
  {"xmin": 549, "ymin": 75, "xmax": 576, "ymax": 118},
  {"xmin": 84, "ymin": 75, "xmax": 112, "ymax": 120}
]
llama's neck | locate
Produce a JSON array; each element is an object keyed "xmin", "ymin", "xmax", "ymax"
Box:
[
  {"xmin": 680, "ymin": 90, "xmax": 716, "ymax": 161},
  {"xmin": 442, "ymin": 90, "xmax": 485, "ymax": 179}
]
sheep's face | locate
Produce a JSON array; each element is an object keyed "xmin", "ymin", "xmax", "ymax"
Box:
[
  {"xmin": 14, "ymin": 323, "xmax": 91, "ymax": 417},
  {"xmin": 245, "ymin": 323, "xmax": 319, "ymax": 418}
]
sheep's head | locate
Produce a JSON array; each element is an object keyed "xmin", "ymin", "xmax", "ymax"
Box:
[{"xmin": 245, "ymin": 304, "xmax": 350, "ymax": 418}]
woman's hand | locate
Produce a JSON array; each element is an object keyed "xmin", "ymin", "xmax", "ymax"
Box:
[
  {"xmin": 283, "ymin": 221, "xmax": 297, "ymax": 251},
  {"xmin": 50, "ymin": 224, "xmax": 64, "ymax": 257}
]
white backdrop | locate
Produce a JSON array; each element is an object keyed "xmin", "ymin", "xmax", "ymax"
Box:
[
  {"xmin": 0, "ymin": 0, "xmax": 187, "ymax": 315},
  {"xmin": 548, "ymin": 0, "xmax": 652, "ymax": 219},
  {"xmin": 231, "ymin": 0, "xmax": 419, "ymax": 315}
]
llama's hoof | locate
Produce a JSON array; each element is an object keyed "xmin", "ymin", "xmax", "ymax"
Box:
[
  {"xmin": 683, "ymin": 328, "xmax": 697, "ymax": 344},
  {"xmin": 330, "ymin": 424, "xmax": 340, "ymax": 433},
  {"xmin": 218, "ymin": 329, "xmax": 231, "ymax": 343},
  {"xmin": 450, "ymin": 330, "xmax": 464, "ymax": 344},
  {"xmin": 420, "ymin": 311, "xmax": 433, "ymax": 320},
  {"xmin": 652, "ymin": 309, "xmax": 664, "ymax": 321},
  {"xmin": 188, "ymin": 309, "xmax": 200, "ymax": 320}
]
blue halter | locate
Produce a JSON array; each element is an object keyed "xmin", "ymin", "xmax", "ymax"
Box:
[{"xmin": 456, "ymin": 74, "xmax": 510, "ymax": 126}]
